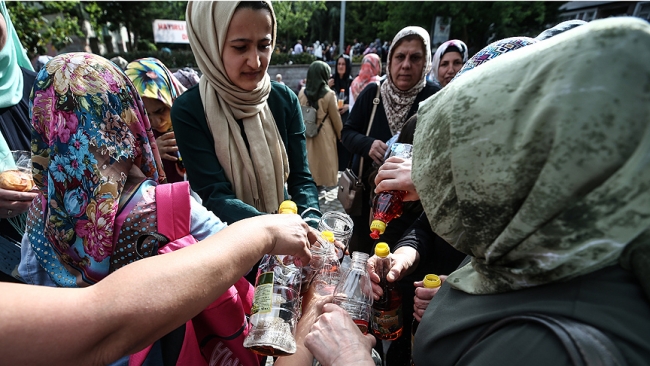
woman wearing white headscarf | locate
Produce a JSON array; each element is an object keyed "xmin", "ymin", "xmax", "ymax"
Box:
[
  {"xmin": 340, "ymin": 26, "xmax": 440, "ymax": 255},
  {"xmin": 428, "ymin": 39, "xmax": 468, "ymax": 87},
  {"xmin": 171, "ymin": 1, "xmax": 320, "ymax": 284}
]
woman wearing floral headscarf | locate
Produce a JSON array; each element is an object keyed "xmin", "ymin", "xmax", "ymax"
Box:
[
  {"xmin": 18, "ymin": 52, "xmax": 226, "ymax": 288},
  {"xmin": 349, "ymin": 53, "xmax": 381, "ymax": 110},
  {"xmin": 126, "ymin": 57, "xmax": 187, "ymax": 183},
  {"xmin": 341, "ymin": 26, "xmax": 440, "ymax": 255},
  {"xmin": 428, "ymin": 39, "xmax": 468, "ymax": 87},
  {"xmin": 171, "ymin": 1, "xmax": 320, "ymax": 286}
]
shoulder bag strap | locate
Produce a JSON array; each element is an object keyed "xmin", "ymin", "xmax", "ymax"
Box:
[
  {"xmin": 317, "ymin": 109, "xmax": 330, "ymax": 134},
  {"xmin": 155, "ymin": 181, "xmax": 192, "ymax": 241},
  {"xmin": 467, "ymin": 313, "xmax": 627, "ymax": 366},
  {"xmin": 358, "ymin": 82, "xmax": 381, "ymax": 179}
]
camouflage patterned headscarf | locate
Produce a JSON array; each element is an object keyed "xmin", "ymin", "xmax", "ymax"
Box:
[{"xmin": 413, "ymin": 17, "xmax": 650, "ymax": 295}]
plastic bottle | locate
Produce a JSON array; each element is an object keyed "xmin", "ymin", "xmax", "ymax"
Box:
[
  {"xmin": 311, "ymin": 231, "xmax": 342, "ymax": 296},
  {"xmin": 369, "ymin": 143, "xmax": 413, "ymax": 239},
  {"xmin": 300, "ymin": 230, "xmax": 336, "ymax": 294},
  {"xmin": 337, "ymin": 89, "xmax": 345, "ymax": 109},
  {"xmin": 410, "ymin": 274, "xmax": 441, "ymax": 366},
  {"xmin": 244, "ymin": 201, "xmax": 302, "ymax": 356},
  {"xmin": 333, "ymin": 251, "xmax": 373, "ymax": 334},
  {"xmin": 371, "ymin": 243, "xmax": 403, "ymax": 340}
]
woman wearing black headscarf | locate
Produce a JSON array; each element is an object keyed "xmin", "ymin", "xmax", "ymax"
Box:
[{"xmin": 328, "ymin": 54, "xmax": 353, "ymax": 170}]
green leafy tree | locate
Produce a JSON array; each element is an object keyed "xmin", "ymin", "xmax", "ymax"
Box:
[
  {"xmin": 274, "ymin": 1, "xmax": 326, "ymax": 47},
  {"xmin": 7, "ymin": 1, "xmax": 84, "ymax": 59}
]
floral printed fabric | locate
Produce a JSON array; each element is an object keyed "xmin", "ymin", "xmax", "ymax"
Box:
[
  {"xmin": 27, "ymin": 52, "xmax": 166, "ymax": 286},
  {"xmin": 125, "ymin": 57, "xmax": 186, "ymax": 111},
  {"xmin": 413, "ymin": 18, "xmax": 650, "ymax": 295}
]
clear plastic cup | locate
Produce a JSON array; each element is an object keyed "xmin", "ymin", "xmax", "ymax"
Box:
[{"xmin": 318, "ymin": 211, "xmax": 353, "ymax": 258}]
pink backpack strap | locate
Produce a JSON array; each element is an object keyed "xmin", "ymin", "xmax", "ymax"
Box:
[{"xmin": 155, "ymin": 181, "xmax": 191, "ymax": 241}]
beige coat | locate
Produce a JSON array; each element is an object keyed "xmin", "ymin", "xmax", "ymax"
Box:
[{"xmin": 298, "ymin": 88, "xmax": 343, "ymax": 186}]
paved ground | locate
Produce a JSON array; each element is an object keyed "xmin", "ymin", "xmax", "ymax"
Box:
[{"xmin": 315, "ymin": 171, "xmax": 345, "ymax": 215}]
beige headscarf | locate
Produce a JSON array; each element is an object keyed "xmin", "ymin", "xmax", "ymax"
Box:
[
  {"xmin": 413, "ymin": 17, "xmax": 650, "ymax": 296},
  {"xmin": 186, "ymin": 1, "xmax": 289, "ymax": 213}
]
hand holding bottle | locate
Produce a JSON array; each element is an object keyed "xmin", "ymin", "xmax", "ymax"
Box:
[
  {"xmin": 413, "ymin": 275, "xmax": 447, "ymax": 321},
  {"xmin": 367, "ymin": 246, "xmax": 419, "ymax": 301},
  {"xmin": 155, "ymin": 131, "xmax": 179, "ymax": 161},
  {"xmin": 374, "ymin": 156, "xmax": 419, "ymax": 202},
  {"xmin": 304, "ymin": 303, "xmax": 376, "ymax": 366},
  {"xmin": 256, "ymin": 214, "xmax": 316, "ymax": 267}
]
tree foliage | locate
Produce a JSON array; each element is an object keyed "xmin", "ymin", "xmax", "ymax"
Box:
[
  {"xmin": 274, "ymin": 1, "xmax": 327, "ymax": 47},
  {"xmin": 7, "ymin": 1, "xmax": 84, "ymax": 59}
]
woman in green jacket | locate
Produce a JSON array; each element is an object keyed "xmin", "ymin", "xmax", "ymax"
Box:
[{"xmin": 171, "ymin": 1, "xmax": 320, "ymax": 237}]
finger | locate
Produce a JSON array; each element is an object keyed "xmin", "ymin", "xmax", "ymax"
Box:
[{"xmin": 364, "ymin": 333, "xmax": 377, "ymax": 347}]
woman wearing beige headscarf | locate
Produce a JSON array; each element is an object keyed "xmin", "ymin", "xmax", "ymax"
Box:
[{"xmin": 171, "ymin": 2, "xmax": 320, "ymax": 242}]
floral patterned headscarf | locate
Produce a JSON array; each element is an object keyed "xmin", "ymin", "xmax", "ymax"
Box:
[
  {"xmin": 413, "ymin": 17, "xmax": 650, "ymax": 296},
  {"xmin": 125, "ymin": 57, "xmax": 186, "ymax": 132},
  {"xmin": 26, "ymin": 52, "xmax": 166, "ymax": 287}
]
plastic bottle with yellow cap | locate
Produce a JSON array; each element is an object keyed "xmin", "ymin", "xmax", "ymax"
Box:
[
  {"xmin": 410, "ymin": 274, "xmax": 441, "ymax": 365},
  {"xmin": 310, "ymin": 230, "xmax": 342, "ymax": 296},
  {"xmin": 371, "ymin": 243, "xmax": 403, "ymax": 340}
]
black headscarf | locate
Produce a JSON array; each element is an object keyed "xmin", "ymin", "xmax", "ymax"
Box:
[{"xmin": 333, "ymin": 54, "xmax": 353, "ymax": 102}]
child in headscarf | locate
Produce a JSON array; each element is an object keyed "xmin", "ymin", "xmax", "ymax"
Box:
[{"xmin": 125, "ymin": 57, "xmax": 187, "ymax": 183}]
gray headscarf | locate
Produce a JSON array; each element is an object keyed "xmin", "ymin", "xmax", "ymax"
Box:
[{"xmin": 413, "ymin": 17, "xmax": 650, "ymax": 296}]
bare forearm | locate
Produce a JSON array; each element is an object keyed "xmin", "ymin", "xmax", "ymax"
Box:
[{"xmin": 0, "ymin": 218, "xmax": 274, "ymax": 365}]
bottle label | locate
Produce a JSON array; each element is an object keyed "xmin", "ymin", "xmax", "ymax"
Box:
[
  {"xmin": 251, "ymin": 272, "xmax": 274, "ymax": 315},
  {"xmin": 371, "ymin": 305, "xmax": 403, "ymax": 335}
]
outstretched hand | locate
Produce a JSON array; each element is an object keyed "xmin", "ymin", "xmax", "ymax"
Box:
[
  {"xmin": 258, "ymin": 214, "xmax": 316, "ymax": 267},
  {"xmin": 374, "ymin": 156, "xmax": 419, "ymax": 201},
  {"xmin": 367, "ymin": 246, "xmax": 419, "ymax": 301}
]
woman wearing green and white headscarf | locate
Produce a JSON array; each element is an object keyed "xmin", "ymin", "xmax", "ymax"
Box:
[
  {"xmin": 298, "ymin": 61, "xmax": 343, "ymax": 187},
  {"xmin": 304, "ymin": 17, "xmax": 650, "ymax": 365},
  {"xmin": 0, "ymin": 1, "xmax": 38, "ymax": 274}
]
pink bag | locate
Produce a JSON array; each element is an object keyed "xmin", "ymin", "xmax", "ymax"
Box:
[{"xmin": 129, "ymin": 181, "xmax": 261, "ymax": 366}]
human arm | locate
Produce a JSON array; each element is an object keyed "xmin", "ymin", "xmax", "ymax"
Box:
[
  {"xmin": 0, "ymin": 214, "xmax": 316, "ymax": 366},
  {"xmin": 0, "ymin": 187, "xmax": 37, "ymax": 218},
  {"xmin": 304, "ymin": 303, "xmax": 376, "ymax": 366},
  {"xmin": 340, "ymin": 83, "xmax": 385, "ymax": 162},
  {"xmin": 374, "ymin": 156, "xmax": 419, "ymax": 201},
  {"xmin": 171, "ymin": 88, "xmax": 263, "ymax": 223}
]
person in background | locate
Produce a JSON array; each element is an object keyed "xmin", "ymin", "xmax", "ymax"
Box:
[
  {"xmin": 340, "ymin": 26, "xmax": 439, "ymax": 256},
  {"xmin": 276, "ymin": 73, "xmax": 285, "ymax": 84},
  {"xmin": 299, "ymin": 61, "xmax": 343, "ymax": 188},
  {"xmin": 294, "ymin": 39, "xmax": 304, "ymax": 54},
  {"xmin": 125, "ymin": 57, "xmax": 188, "ymax": 184},
  {"xmin": 428, "ymin": 39, "xmax": 468, "ymax": 88},
  {"xmin": 173, "ymin": 67, "xmax": 201, "ymax": 89},
  {"xmin": 349, "ymin": 53, "xmax": 381, "ymax": 111},
  {"xmin": 171, "ymin": 1, "xmax": 320, "ymax": 285},
  {"xmin": 32, "ymin": 55, "xmax": 52, "ymax": 74},
  {"xmin": 328, "ymin": 53, "xmax": 353, "ymax": 171},
  {"xmin": 0, "ymin": 0, "xmax": 38, "ymax": 282}
]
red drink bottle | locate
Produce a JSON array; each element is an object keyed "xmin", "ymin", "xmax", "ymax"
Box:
[{"xmin": 369, "ymin": 190, "xmax": 406, "ymax": 239}]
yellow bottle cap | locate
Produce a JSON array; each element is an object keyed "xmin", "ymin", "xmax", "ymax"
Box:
[
  {"xmin": 370, "ymin": 220, "xmax": 386, "ymax": 235},
  {"xmin": 321, "ymin": 230, "xmax": 335, "ymax": 243},
  {"xmin": 423, "ymin": 274, "xmax": 441, "ymax": 288},
  {"xmin": 374, "ymin": 242, "xmax": 390, "ymax": 257},
  {"xmin": 278, "ymin": 200, "xmax": 297, "ymax": 214}
]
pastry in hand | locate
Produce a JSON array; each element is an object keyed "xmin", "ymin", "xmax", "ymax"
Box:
[{"xmin": 0, "ymin": 170, "xmax": 34, "ymax": 192}]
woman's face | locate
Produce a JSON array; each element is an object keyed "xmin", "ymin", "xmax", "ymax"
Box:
[
  {"xmin": 142, "ymin": 97, "xmax": 172, "ymax": 133},
  {"xmin": 390, "ymin": 39, "xmax": 425, "ymax": 91},
  {"xmin": 222, "ymin": 7, "xmax": 273, "ymax": 91},
  {"xmin": 438, "ymin": 52, "xmax": 464, "ymax": 87},
  {"xmin": 337, "ymin": 57, "xmax": 346, "ymax": 76}
]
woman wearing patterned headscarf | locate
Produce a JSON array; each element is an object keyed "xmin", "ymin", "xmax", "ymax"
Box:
[
  {"xmin": 299, "ymin": 61, "xmax": 343, "ymax": 187},
  {"xmin": 429, "ymin": 39, "xmax": 468, "ymax": 87},
  {"xmin": 0, "ymin": 1, "xmax": 38, "ymax": 280},
  {"xmin": 341, "ymin": 26, "xmax": 440, "ymax": 255},
  {"xmin": 171, "ymin": 1, "xmax": 320, "ymax": 284},
  {"xmin": 349, "ymin": 53, "xmax": 381, "ymax": 110},
  {"xmin": 126, "ymin": 57, "xmax": 187, "ymax": 183},
  {"xmin": 18, "ymin": 52, "xmax": 226, "ymax": 288}
]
